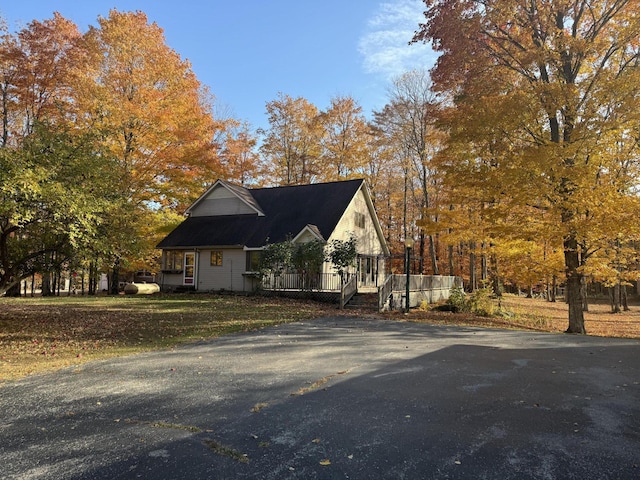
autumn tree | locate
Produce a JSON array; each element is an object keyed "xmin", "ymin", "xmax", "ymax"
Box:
[
  {"xmin": 317, "ymin": 95, "xmax": 371, "ymax": 181},
  {"xmin": 366, "ymin": 121, "xmax": 406, "ymax": 255},
  {"xmin": 77, "ymin": 10, "xmax": 221, "ymax": 208},
  {"xmin": 383, "ymin": 70, "xmax": 444, "ymax": 275},
  {"xmin": 0, "ymin": 19, "xmax": 18, "ymax": 147},
  {"xmin": 70, "ymin": 10, "xmax": 224, "ymax": 285},
  {"xmin": 372, "ymin": 99, "xmax": 426, "ymax": 274},
  {"xmin": 0, "ymin": 14, "xmax": 95, "ymax": 295},
  {"xmin": 13, "ymin": 13, "xmax": 82, "ymax": 139},
  {"xmin": 413, "ymin": 0, "xmax": 640, "ymax": 333},
  {"xmin": 261, "ymin": 93, "xmax": 322, "ymax": 185},
  {"xmin": 218, "ymin": 119, "xmax": 263, "ymax": 186}
]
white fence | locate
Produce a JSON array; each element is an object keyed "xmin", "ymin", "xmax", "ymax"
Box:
[{"xmin": 379, "ymin": 275, "xmax": 463, "ymax": 312}]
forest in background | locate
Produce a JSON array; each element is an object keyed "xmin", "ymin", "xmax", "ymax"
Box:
[{"xmin": 2, "ymin": 1, "xmax": 640, "ymax": 335}]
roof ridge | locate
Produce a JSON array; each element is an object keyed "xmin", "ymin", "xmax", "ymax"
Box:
[{"xmin": 249, "ymin": 178, "xmax": 364, "ymax": 192}]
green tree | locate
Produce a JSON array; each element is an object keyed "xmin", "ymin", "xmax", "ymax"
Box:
[
  {"xmin": 327, "ymin": 235, "xmax": 357, "ymax": 282},
  {"xmin": 291, "ymin": 240, "xmax": 326, "ymax": 290},
  {"xmin": 0, "ymin": 123, "xmax": 115, "ymax": 295}
]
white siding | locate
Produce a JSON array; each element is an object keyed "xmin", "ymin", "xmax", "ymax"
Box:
[
  {"xmin": 331, "ymin": 188, "xmax": 385, "ymax": 255},
  {"xmin": 327, "ymin": 188, "xmax": 386, "ymax": 283},
  {"xmin": 197, "ymin": 248, "xmax": 254, "ymax": 292},
  {"xmin": 160, "ymin": 272, "xmax": 183, "ymax": 289},
  {"xmin": 190, "ymin": 187, "xmax": 256, "ymax": 217}
]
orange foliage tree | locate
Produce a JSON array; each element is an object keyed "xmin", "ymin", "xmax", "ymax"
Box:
[{"xmin": 76, "ymin": 10, "xmax": 222, "ymax": 209}]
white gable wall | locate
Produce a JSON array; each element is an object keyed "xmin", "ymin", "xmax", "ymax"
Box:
[
  {"xmin": 325, "ymin": 187, "xmax": 386, "ymax": 284},
  {"xmin": 190, "ymin": 187, "xmax": 256, "ymax": 217},
  {"xmin": 330, "ymin": 187, "xmax": 385, "ymax": 255}
]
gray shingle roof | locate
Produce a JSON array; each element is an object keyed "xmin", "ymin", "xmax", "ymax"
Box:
[{"xmin": 157, "ymin": 179, "xmax": 364, "ymax": 249}]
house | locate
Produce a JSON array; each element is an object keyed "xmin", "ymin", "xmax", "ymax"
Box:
[{"xmin": 156, "ymin": 178, "xmax": 390, "ymax": 293}]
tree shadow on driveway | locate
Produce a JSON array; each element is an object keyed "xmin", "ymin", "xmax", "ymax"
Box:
[{"xmin": 2, "ymin": 317, "xmax": 639, "ymax": 479}]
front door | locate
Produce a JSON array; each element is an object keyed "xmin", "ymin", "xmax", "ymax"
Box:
[
  {"xmin": 183, "ymin": 252, "xmax": 195, "ymax": 286},
  {"xmin": 358, "ymin": 255, "xmax": 376, "ymax": 287}
]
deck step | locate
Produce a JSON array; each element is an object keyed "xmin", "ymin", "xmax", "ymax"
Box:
[{"xmin": 345, "ymin": 292, "xmax": 379, "ymax": 310}]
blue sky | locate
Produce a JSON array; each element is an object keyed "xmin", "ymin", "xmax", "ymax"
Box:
[{"xmin": 0, "ymin": 0, "xmax": 437, "ymax": 130}]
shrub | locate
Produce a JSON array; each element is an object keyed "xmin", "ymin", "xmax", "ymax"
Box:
[
  {"xmin": 446, "ymin": 285, "xmax": 468, "ymax": 312},
  {"xmin": 468, "ymin": 287, "xmax": 496, "ymax": 316}
]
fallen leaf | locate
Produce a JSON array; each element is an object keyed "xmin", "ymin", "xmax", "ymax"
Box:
[{"xmin": 319, "ymin": 459, "xmax": 331, "ymax": 466}]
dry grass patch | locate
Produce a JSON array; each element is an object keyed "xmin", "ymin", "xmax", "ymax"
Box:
[{"xmin": 401, "ymin": 294, "xmax": 640, "ymax": 339}]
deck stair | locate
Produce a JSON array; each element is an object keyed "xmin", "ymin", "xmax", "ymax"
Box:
[{"xmin": 345, "ymin": 292, "xmax": 379, "ymax": 311}]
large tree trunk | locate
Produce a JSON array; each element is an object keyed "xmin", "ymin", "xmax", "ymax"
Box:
[
  {"xmin": 428, "ymin": 234, "xmax": 439, "ymax": 275},
  {"xmin": 110, "ymin": 257, "xmax": 120, "ymax": 295},
  {"xmin": 490, "ymin": 253, "xmax": 501, "ymax": 297},
  {"xmin": 41, "ymin": 272, "xmax": 52, "ymax": 297},
  {"xmin": 469, "ymin": 242, "xmax": 477, "ymax": 292},
  {"xmin": 581, "ymin": 276, "xmax": 589, "ymax": 312},
  {"xmin": 564, "ymin": 236, "xmax": 586, "ymax": 333},
  {"xmin": 418, "ymin": 232, "xmax": 425, "ymax": 274},
  {"xmin": 610, "ymin": 285, "xmax": 620, "ymax": 313},
  {"xmin": 6, "ymin": 281, "xmax": 21, "ymax": 297},
  {"xmin": 448, "ymin": 244, "xmax": 455, "ymax": 276},
  {"xmin": 621, "ymin": 284, "xmax": 629, "ymax": 311}
]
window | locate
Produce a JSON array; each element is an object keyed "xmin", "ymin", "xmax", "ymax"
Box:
[
  {"xmin": 355, "ymin": 212, "xmax": 366, "ymax": 229},
  {"xmin": 210, "ymin": 250, "xmax": 223, "ymax": 266},
  {"xmin": 163, "ymin": 251, "xmax": 183, "ymax": 271},
  {"xmin": 246, "ymin": 251, "xmax": 261, "ymax": 272}
]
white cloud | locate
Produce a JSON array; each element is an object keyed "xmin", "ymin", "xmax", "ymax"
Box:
[{"xmin": 359, "ymin": 0, "xmax": 437, "ymax": 78}]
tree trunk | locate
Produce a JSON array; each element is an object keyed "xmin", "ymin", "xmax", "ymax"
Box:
[
  {"xmin": 448, "ymin": 244, "xmax": 455, "ymax": 276},
  {"xmin": 481, "ymin": 243, "xmax": 488, "ymax": 284},
  {"xmin": 469, "ymin": 242, "xmax": 477, "ymax": 292},
  {"xmin": 6, "ymin": 282, "xmax": 21, "ymax": 297},
  {"xmin": 419, "ymin": 232, "xmax": 425, "ymax": 274},
  {"xmin": 491, "ymin": 258, "xmax": 501, "ymax": 297},
  {"xmin": 580, "ymin": 276, "xmax": 588, "ymax": 312},
  {"xmin": 41, "ymin": 272, "xmax": 52, "ymax": 297},
  {"xmin": 428, "ymin": 234, "xmax": 439, "ymax": 275},
  {"xmin": 610, "ymin": 285, "xmax": 620, "ymax": 313},
  {"xmin": 88, "ymin": 262, "xmax": 95, "ymax": 295},
  {"xmin": 110, "ymin": 257, "xmax": 120, "ymax": 295},
  {"xmin": 564, "ymin": 236, "xmax": 586, "ymax": 333},
  {"xmin": 621, "ymin": 284, "xmax": 629, "ymax": 311}
]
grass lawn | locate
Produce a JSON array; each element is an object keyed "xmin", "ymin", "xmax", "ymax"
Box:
[
  {"xmin": 1, "ymin": 293, "xmax": 639, "ymax": 383},
  {"xmin": 0, "ymin": 294, "xmax": 336, "ymax": 382}
]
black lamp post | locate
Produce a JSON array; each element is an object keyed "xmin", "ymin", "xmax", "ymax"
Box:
[{"xmin": 405, "ymin": 237, "xmax": 414, "ymax": 314}]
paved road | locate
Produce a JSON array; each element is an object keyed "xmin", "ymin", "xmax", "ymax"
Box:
[{"xmin": 1, "ymin": 317, "xmax": 639, "ymax": 479}]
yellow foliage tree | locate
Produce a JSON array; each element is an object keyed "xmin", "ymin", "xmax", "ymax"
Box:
[{"xmin": 414, "ymin": 0, "xmax": 640, "ymax": 333}]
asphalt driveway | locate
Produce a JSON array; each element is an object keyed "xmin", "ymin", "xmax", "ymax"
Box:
[{"xmin": 1, "ymin": 317, "xmax": 639, "ymax": 479}]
